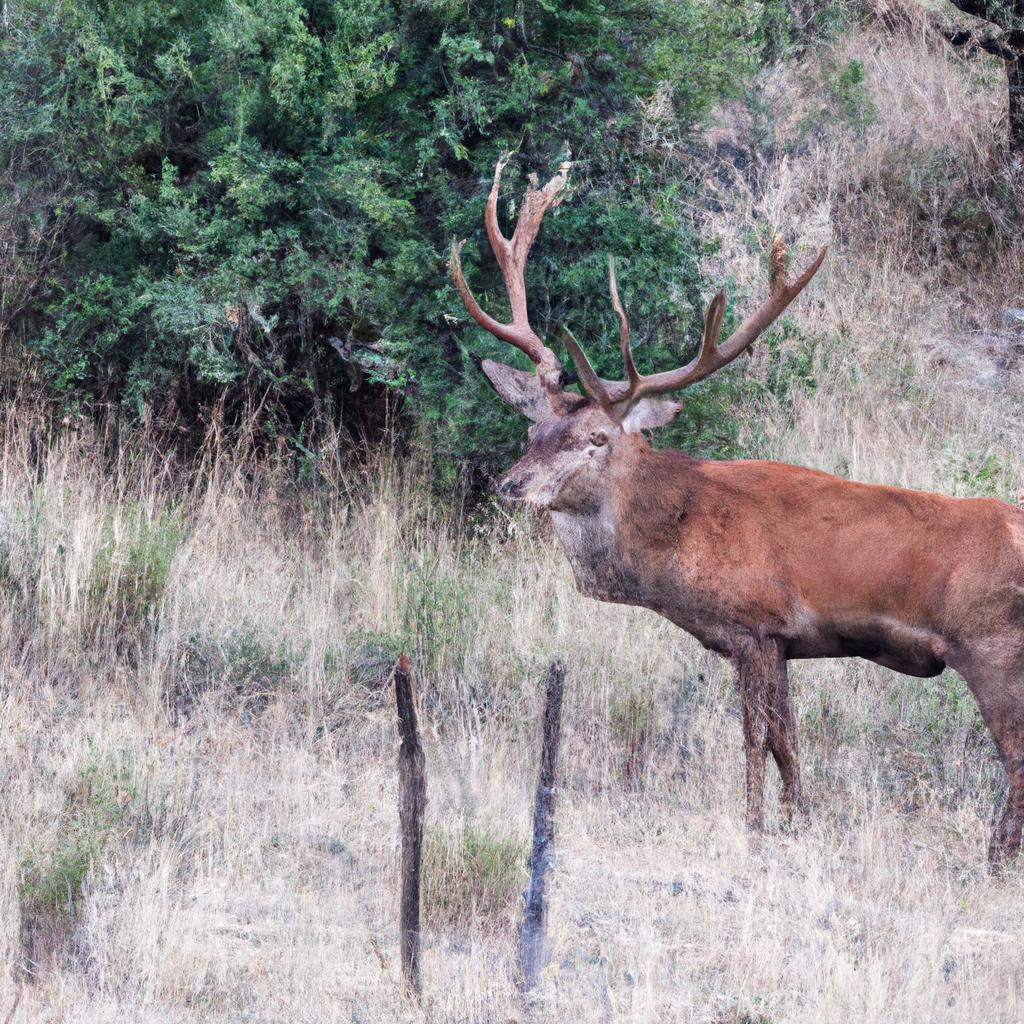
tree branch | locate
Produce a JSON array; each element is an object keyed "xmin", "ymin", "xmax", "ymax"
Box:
[
  {"xmin": 941, "ymin": 24, "xmax": 1017, "ymax": 58},
  {"xmin": 946, "ymin": 0, "xmax": 1022, "ymax": 32}
]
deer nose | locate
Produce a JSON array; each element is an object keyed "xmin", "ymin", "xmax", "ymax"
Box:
[{"xmin": 498, "ymin": 477, "xmax": 523, "ymax": 499}]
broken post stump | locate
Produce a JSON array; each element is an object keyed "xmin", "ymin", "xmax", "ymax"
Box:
[
  {"xmin": 520, "ymin": 660, "xmax": 566, "ymax": 992},
  {"xmin": 394, "ymin": 654, "xmax": 426, "ymax": 997}
]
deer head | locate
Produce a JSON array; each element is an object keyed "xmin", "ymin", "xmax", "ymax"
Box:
[{"xmin": 450, "ymin": 156, "xmax": 827, "ymax": 512}]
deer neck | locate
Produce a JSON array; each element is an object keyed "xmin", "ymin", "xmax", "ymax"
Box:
[
  {"xmin": 547, "ymin": 447, "xmax": 690, "ymax": 607},
  {"xmin": 549, "ymin": 504, "xmax": 636, "ymax": 604}
]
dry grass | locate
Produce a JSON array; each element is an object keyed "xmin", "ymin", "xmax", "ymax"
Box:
[{"xmin": 3, "ymin": 14, "xmax": 1024, "ymax": 1023}]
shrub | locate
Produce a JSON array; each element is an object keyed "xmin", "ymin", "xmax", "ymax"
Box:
[
  {"xmin": 953, "ymin": 452, "xmax": 1013, "ymax": 499},
  {"xmin": 90, "ymin": 503, "xmax": 183, "ymax": 628},
  {"xmin": 422, "ymin": 821, "xmax": 526, "ymax": 934},
  {"xmin": 0, "ymin": 0, "xmax": 756, "ymax": 475},
  {"xmin": 19, "ymin": 751, "xmax": 136, "ymax": 968},
  {"xmin": 173, "ymin": 628, "xmax": 298, "ymax": 721},
  {"xmin": 342, "ymin": 630, "xmax": 405, "ymax": 699},
  {"xmin": 401, "ymin": 554, "xmax": 476, "ymax": 685}
]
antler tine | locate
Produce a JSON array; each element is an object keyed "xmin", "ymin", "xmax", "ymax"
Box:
[
  {"xmin": 604, "ymin": 236, "xmax": 827, "ymax": 405},
  {"xmin": 689, "ymin": 288, "xmax": 729, "ymax": 377},
  {"xmin": 608, "ymin": 256, "xmax": 640, "ymax": 389},
  {"xmin": 700, "ymin": 236, "xmax": 827, "ymax": 376},
  {"xmin": 449, "ymin": 239, "xmax": 524, "ymax": 349},
  {"xmin": 509, "ymin": 158, "xmax": 573, "ymax": 278},
  {"xmin": 560, "ymin": 254, "xmax": 634, "ymax": 414},
  {"xmin": 561, "ymin": 327, "xmax": 613, "ymax": 412},
  {"xmin": 483, "ymin": 152, "xmax": 513, "ymax": 263}
]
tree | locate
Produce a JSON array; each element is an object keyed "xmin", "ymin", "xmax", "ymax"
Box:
[{"xmin": 942, "ymin": 0, "xmax": 1024, "ymax": 152}]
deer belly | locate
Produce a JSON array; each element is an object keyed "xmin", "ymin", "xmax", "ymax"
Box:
[{"xmin": 788, "ymin": 615, "xmax": 948, "ymax": 677}]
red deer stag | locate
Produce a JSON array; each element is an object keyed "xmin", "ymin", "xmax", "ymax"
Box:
[{"xmin": 450, "ymin": 156, "xmax": 1024, "ymax": 869}]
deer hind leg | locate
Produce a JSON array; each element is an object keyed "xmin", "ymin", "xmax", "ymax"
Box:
[
  {"xmin": 957, "ymin": 653, "xmax": 1024, "ymax": 871},
  {"xmin": 984, "ymin": 703, "xmax": 1024, "ymax": 872},
  {"xmin": 766, "ymin": 655, "xmax": 804, "ymax": 825}
]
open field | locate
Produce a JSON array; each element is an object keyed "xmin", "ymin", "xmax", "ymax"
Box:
[{"xmin": 3, "ymin": 13, "xmax": 1024, "ymax": 1024}]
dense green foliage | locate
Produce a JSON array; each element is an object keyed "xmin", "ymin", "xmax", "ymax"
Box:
[{"xmin": 1, "ymin": 0, "xmax": 765, "ymax": 474}]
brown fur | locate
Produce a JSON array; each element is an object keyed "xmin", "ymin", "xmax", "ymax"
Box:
[
  {"xmin": 499, "ymin": 402, "xmax": 1024, "ymax": 867},
  {"xmin": 452, "ymin": 156, "xmax": 1021, "ymax": 867}
]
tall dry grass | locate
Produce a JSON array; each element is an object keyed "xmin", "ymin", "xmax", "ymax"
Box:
[
  {"xmin": 699, "ymin": 4, "xmax": 1024, "ymax": 495},
  {"xmin": 2, "ymin": 13, "xmax": 1024, "ymax": 1023}
]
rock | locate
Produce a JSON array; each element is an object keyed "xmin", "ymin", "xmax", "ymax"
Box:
[
  {"xmin": 920, "ymin": 331, "xmax": 1024, "ymax": 388},
  {"xmin": 1002, "ymin": 308, "xmax": 1024, "ymax": 329},
  {"xmin": 948, "ymin": 926, "xmax": 1016, "ymax": 948}
]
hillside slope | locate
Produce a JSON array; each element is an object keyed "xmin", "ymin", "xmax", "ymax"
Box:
[{"xmin": 2, "ymin": 11, "xmax": 1024, "ymax": 1023}]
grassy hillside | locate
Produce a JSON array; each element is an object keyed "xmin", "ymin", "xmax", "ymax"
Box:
[{"xmin": 2, "ymin": 7, "xmax": 1024, "ymax": 1023}]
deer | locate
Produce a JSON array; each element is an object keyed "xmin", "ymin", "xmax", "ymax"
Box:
[{"xmin": 449, "ymin": 155, "xmax": 1024, "ymax": 870}]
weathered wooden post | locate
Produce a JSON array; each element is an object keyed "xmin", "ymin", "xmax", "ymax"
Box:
[
  {"xmin": 520, "ymin": 660, "xmax": 566, "ymax": 992},
  {"xmin": 394, "ymin": 654, "xmax": 426, "ymax": 997}
]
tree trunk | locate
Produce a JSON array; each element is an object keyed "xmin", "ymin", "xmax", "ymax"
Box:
[
  {"xmin": 761, "ymin": 0, "xmax": 788, "ymax": 65},
  {"xmin": 1007, "ymin": 51, "xmax": 1024, "ymax": 153}
]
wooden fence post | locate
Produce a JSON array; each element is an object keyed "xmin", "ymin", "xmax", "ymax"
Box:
[
  {"xmin": 394, "ymin": 654, "xmax": 426, "ymax": 997},
  {"xmin": 520, "ymin": 660, "xmax": 566, "ymax": 992}
]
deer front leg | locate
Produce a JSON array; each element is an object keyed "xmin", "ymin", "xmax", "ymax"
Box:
[
  {"xmin": 766, "ymin": 654, "xmax": 804, "ymax": 825},
  {"xmin": 735, "ymin": 645, "xmax": 771, "ymax": 830}
]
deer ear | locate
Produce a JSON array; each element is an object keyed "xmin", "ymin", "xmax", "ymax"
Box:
[
  {"xmin": 477, "ymin": 358, "xmax": 552, "ymax": 422},
  {"xmin": 620, "ymin": 398, "xmax": 683, "ymax": 434}
]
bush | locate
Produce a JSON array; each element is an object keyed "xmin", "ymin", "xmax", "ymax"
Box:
[
  {"xmin": 173, "ymin": 628, "xmax": 299, "ymax": 721},
  {"xmin": 343, "ymin": 630, "xmax": 405, "ymax": 698},
  {"xmin": 0, "ymin": 0, "xmax": 757, "ymax": 475},
  {"xmin": 953, "ymin": 451, "xmax": 1014, "ymax": 499},
  {"xmin": 20, "ymin": 751, "xmax": 136, "ymax": 968},
  {"xmin": 401, "ymin": 553, "xmax": 476, "ymax": 684},
  {"xmin": 90, "ymin": 503, "xmax": 183, "ymax": 628},
  {"xmin": 422, "ymin": 820, "xmax": 526, "ymax": 934}
]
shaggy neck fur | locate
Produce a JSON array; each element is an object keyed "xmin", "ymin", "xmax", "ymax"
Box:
[{"xmin": 548, "ymin": 443, "xmax": 701, "ymax": 610}]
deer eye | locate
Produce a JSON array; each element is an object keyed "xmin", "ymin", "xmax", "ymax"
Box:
[{"xmin": 589, "ymin": 430, "xmax": 608, "ymax": 447}]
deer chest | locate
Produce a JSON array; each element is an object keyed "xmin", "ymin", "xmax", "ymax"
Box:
[{"xmin": 548, "ymin": 510, "xmax": 649, "ymax": 606}]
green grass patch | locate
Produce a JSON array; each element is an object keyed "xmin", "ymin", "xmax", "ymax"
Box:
[
  {"xmin": 423, "ymin": 820, "xmax": 526, "ymax": 934},
  {"xmin": 174, "ymin": 627, "xmax": 299, "ymax": 720},
  {"xmin": 90, "ymin": 502, "xmax": 183, "ymax": 625},
  {"xmin": 20, "ymin": 751, "xmax": 136, "ymax": 912}
]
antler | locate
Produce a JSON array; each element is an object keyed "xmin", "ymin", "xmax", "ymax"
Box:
[
  {"xmin": 565, "ymin": 235, "xmax": 827, "ymax": 416},
  {"xmin": 449, "ymin": 154, "xmax": 573, "ymax": 402}
]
